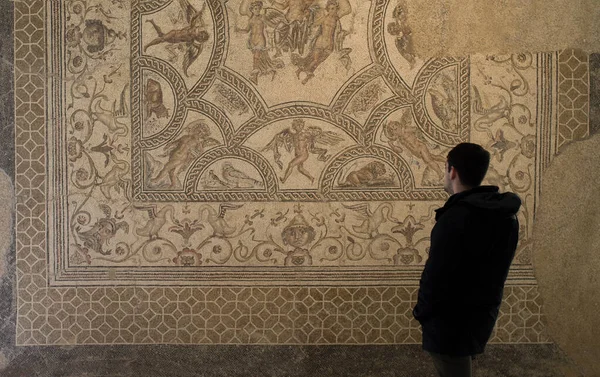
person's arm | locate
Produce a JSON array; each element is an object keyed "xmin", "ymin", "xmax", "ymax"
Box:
[
  {"xmin": 234, "ymin": 2, "xmax": 251, "ymax": 34},
  {"xmin": 337, "ymin": 0, "xmax": 351, "ymax": 18},
  {"xmin": 267, "ymin": 0, "xmax": 288, "ymax": 11},
  {"xmin": 239, "ymin": 0, "xmax": 251, "ymax": 16},
  {"xmin": 387, "ymin": 140, "xmax": 404, "ymax": 154},
  {"xmin": 413, "ymin": 206, "xmax": 466, "ymax": 323}
]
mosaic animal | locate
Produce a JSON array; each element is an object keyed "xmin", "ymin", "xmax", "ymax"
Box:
[
  {"xmin": 134, "ymin": 205, "xmax": 175, "ymax": 239},
  {"xmin": 338, "ymin": 161, "xmax": 389, "ymax": 187},
  {"xmin": 222, "ymin": 162, "xmax": 263, "ymax": 188}
]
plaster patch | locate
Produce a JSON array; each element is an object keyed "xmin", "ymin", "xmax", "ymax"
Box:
[
  {"xmin": 533, "ymin": 134, "xmax": 600, "ymax": 377},
  {"xmin": 406, "ymin": 0, "xmax": 600, "ymax": 58}
]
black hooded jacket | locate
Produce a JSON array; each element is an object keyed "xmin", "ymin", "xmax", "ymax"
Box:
[{"xmin": 413, "ymin": 185, "xmax": 521, "ymax": 357}]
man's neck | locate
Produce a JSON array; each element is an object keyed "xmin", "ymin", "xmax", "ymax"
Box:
[{"xmin": 451, "ymin": 182, "xmax": 473, "ymax": 195}]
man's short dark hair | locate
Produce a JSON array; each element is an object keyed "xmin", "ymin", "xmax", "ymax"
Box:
[{"xmin": 446, "ymin": 143, "xmax": 490, "ymax": 187}]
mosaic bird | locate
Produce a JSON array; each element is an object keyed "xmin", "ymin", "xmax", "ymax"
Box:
[
  {"xmin": 206, "ymin": 170, "xmax": 229, "ymax": 188},
  {"xmin": 342, "ymin": 202, "xmax": 399, "ymax": 237},
  {"xmin": 134, "ymin": 205, "xmax": 175, "ymax": 239},
  {"xmin": 222, "ymin": 162, "xmax": 263, "ymax": 188},
  {"xmin": 198, "ymin": 203, "xmax": 243, "ymax": 237}
]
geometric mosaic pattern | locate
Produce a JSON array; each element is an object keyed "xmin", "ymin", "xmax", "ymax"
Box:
[
  {"xmin": 14, "ymin": 0, "xmax": 48, "ymax": 288},
  {"xmin": 557, "ymin": 49, "xmax": 590, "ymax": 151},
  {"xmin": 492, "ymin": 287, "xmax": 549, "ymax": 343},
  {"xmin": 16, "ymin": 286, "xmax": 548, "ymax": 345},
  {"xmin": 13, "ymin": 0, "xmax": 580, "ymax": 345}
]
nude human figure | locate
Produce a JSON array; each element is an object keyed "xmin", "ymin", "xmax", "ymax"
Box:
[
  {"xmin": 384, "ymin": 112, "xmax": 446, "ymax": 180},
  {"xmin": 236, "ymin": 0, "xmax": 284, "ymax": 84},
  {"xmin": 292, "ymin": 0, "xmax": 351, "ymax": 84},
  {"xmin": 280, "ymin": 120, "xmax": 316, "ymax": 183},
  {"xmin": 262, "ymin": 118, "xmax": 343, "ymax": 184},
  {"xmin": 143, "ymin": 0, "xmax": 209, "ymax": 77},
  {"xmin": 152, "ymin": 121, "xmax": 219, "ymax": 188},
  {"xmin": 144, "ymin": 20, "xmax": 208, "ymax": 51}
]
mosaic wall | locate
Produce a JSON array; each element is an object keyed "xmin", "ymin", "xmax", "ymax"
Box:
[{"xmin": 14, "ymin": 0, "xmax": 588, "ymax": 345}]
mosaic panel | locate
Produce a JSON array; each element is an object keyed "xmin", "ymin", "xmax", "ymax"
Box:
[
  {"xmin": 46, "ymin": 0, "xmax": 540, "ymax": 284},
  {"xmin": 14, "ymin": 0, "xmax": 580, "ymax": 345}
]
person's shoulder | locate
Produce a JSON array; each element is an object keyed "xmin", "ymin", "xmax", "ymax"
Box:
[
  {"xmin": 436, "ymin": 203, "xmax": 471, "ymax": 231},
  {"xmin": 441, "ymin": 201, "xmax": 473, "ymax": 219}
]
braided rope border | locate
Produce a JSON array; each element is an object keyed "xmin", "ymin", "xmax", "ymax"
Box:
[{"xmin": 412, "ymin": 57, "xmax": 470, "ymax": 146}]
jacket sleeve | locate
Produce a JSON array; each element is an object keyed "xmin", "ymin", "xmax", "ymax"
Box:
[{"xmin": 413, "ymin": 206, "xmax": 467, "ymax": 323}]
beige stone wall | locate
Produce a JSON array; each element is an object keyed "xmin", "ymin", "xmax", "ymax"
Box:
[
  {"xmin": 533, "ymin": 135, "xmax": 600, "ymax": 377},
  {"xmin": 409, "ymin": 0, "xmax": 600, "ymax": 57}
]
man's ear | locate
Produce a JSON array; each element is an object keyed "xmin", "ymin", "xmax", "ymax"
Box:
[{"xmin": 449, "ymin": 166, "xmax": 458, "ymax": 180}]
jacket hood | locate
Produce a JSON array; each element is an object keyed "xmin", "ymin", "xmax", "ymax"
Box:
[{"xmin": 442, "ymin": 186, "xmax": 521, "ymax": 217}]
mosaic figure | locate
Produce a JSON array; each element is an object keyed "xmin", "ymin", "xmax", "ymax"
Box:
[
  {"xmin": 338, "ymin": 161, "xmax": 393, "ymax": 187},
  {"xmin": 144, "ymin": 78, "xmax": 169, "ymax": 119},
  {"xmin": 291, "ymin": 0, "xmax": 352, "ymax": 84},
  {"xmin": 386, "ymin": 2, "xmax": 415, "ymax": 68},
  {"xmin": 282, "ymin": 213, "xmax": 316, "ymax": 266},
  {"xmin": 236, "ymin": 0, "xmax": 286, "ymax": 84},
  {"xmin": 151, "ymin": 120, "xmax": 219, "ymax": 189},
  {"xmin": 267, "ymin": 0, "xmax": 317, "ymax": 55},
  {"xmin": 144, "ymin": 0, "xmax": 210, "ymax": 77},
  {"xmin": 262, "ymin": 118, "xmax": 344, "ymax": 183}
]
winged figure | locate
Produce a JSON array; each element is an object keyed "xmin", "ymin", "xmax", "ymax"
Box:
[
  {"xmin": 144, "ymin": 0, "xmax": 210, "ymax": 77},
  {"xmin": 342, "ymin": 202, "xmax": 399, "ymax": 238},
  {"xmin": 151, "ymin": 120, "xmax": 220, "ymax": 189},
  {"xmin": 383, "ymin": 110, "xmax": 446, "ymax": 182},
  {"xmin": 262, "ymin": 118, "xmax": 344, "ymax": 183}
]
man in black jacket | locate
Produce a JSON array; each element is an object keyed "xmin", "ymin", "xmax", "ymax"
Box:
[{"xmin": 413, "ymin": 143, "xmax": 521, "ymax": 377}]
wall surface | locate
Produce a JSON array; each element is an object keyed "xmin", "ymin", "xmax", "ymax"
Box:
[
  {"xmin": 1, "ymin": 0, "xmax": 599, "ymax": 375},
  {"xmin": 408, "ymin": 0, "xmax": 600, "ymax": 58},
  {"xmin": 533, "ymin": 134, "xmax": 600, "ymax": 377}
]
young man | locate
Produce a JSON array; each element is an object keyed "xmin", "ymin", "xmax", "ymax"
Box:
[{"xmin": 413, "ymin": 143, "xmax": 521, "ymax": 377}]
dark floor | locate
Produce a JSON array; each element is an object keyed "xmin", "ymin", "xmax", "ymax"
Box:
[{"xmin": 0, "ymin": 344, "xmax": 583, "ymax": 377}]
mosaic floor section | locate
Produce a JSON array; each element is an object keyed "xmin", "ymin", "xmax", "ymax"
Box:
[{"xmin": 14, "ymin": 0, "xmax": 589, "ymax": 344}]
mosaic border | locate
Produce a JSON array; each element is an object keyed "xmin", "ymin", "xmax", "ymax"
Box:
[
  {"xmin": 556, "ymin": 49, "xmax": 590, "ymax": 152},
  {"xmin": 15, "ymin": 285, "xmax": 548, "ymax": 345}
]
